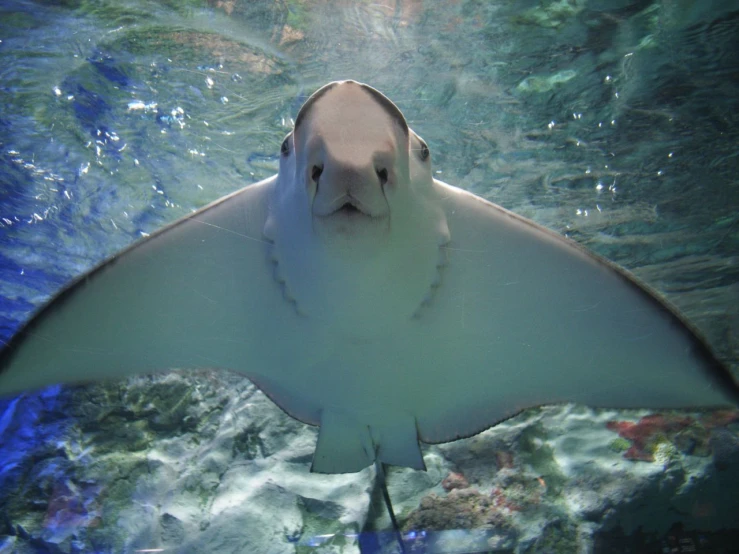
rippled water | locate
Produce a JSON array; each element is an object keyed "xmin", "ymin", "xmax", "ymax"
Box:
[{"xmin": 0, "ymin": 1, "xmax": 738, "ymax": 552}]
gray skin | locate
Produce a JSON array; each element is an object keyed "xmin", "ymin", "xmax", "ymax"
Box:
[{"xmin": 1, "ymin": 80, "xmax": 737, "ymax": 473}]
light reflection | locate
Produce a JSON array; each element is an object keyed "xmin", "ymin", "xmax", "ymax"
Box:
[
  {"xmin": 128, "ymin": 100, "xmax": 158, "ymax": 112},
  {"xmin": 160, "ymin": 106, "xmax": 186, "ymax": 129}
]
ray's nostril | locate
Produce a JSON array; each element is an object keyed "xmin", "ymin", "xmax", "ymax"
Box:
[
  {"xmin": 311, "ymin": 164, "xmax": 323, "ymax": 183},
  {"xmin": 376, "ymin": 168, "xmax": 388, "ymax": 186}
]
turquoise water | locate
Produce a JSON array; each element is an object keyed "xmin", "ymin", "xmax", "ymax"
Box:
[{"xmin": 0, "ymin": 1, "xmax": 738, "ymax": 553}]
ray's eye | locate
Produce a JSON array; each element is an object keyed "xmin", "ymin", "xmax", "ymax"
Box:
[
  {"xmin": 376, "ymin": 168, "xmax": 388, "ymax": 186},
  {"xmin": 420, "ymin": 141, "xmax": 430, "ymax": 161},
  {"xmin": 311, "ymin": 164, "xmax": 323, "ymax": 182},
  {"xmin": 281, "ymin": 137, "xmax": 290, "ymax": 156}
]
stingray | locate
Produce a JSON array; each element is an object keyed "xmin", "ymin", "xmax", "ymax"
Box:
[{"xmin": 1, "ymin": 81, "xmax": 738, "ymax": 476}]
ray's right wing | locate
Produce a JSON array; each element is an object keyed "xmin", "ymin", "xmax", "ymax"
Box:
[{"xmin": 0, "ymin": 177, "xmax": 308, "ymax": 396}]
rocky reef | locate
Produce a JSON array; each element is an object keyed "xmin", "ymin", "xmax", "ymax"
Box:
[{"xmin": 1, "ymin": 374, "xmax": 737, "ymax": 553}]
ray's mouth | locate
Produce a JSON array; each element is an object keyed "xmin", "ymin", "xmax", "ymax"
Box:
[
  {"xmin": 337, "ymin": 202, "xmax": 362, "ymax": 215},
  {"xmin": 315, "ymin": 196, "xmax": 374, "ymax": 218}
]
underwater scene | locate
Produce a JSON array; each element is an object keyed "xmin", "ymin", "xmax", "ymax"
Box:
[{"xmin": 1, "ymin": 0, "xmax": 738, "ymax": 552}]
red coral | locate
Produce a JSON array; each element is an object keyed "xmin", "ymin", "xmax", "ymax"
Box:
[
  {"xmin": 623, "ymin": 445, "xmax": 655, "ymax": 462},
  {"xmin": 606, "ymin": 414, "xmax": 694, "ymax": 462}
]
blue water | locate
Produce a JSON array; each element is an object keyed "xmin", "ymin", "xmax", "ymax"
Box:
[{"xmin": 0, "ymin": 1, "xmax": 738, "ymax": 553}]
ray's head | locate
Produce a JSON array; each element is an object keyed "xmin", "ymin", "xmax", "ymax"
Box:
[{"xmin": 278, "ymin": 80, "xmax": 433, "ymax": 247}]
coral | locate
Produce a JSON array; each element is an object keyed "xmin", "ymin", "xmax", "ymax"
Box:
[
  {"xmin": 441, "ymin": 472, "xmax": 469, "ymax": 492},
  {"xmin": 491, "ymin": 487, "xmax": 523, "ymax": 512},
  {"xmin": 404, "ymin": 473, "xmax": 546, "ymax": 536},
  {"xmin": 609, "ymin": 437, "xmax": 631, "ymax": 453},
  {"xmin": 403, "ymin": 489, "xmax": 513, "ymax": 532},
  {"xmin": 606, "ymin": 411, "xmax": 739, "ymax": 462},
  {"xmin": 493, "ymin": 473, "xmax": 548, "ymax": 510},
  {"xmin": 606, "ymin": 414, "xmax": 693, "ymax": 461}
]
